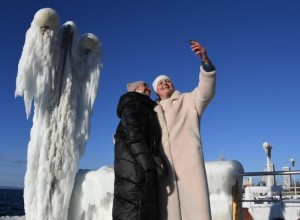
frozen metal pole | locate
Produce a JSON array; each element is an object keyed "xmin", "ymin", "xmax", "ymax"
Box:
[
  {"xmin": 263, "ymin": 142, "xmax": 273, "ymax": 198},
  {"xmin": 290, "ymin": 158, "xmax": 297, "ymax": 196},
  {"xmin": 263, "ymin": 142, "xmax": 272, "ymax": 186}
]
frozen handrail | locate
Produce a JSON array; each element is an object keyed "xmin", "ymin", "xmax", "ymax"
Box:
[{"xmin": 240, "ymin": 170, "xmax": 300, "ymax": 176}]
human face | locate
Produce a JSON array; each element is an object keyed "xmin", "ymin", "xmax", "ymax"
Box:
[
  {"xmin": 135, "ymin": 83, "xmax": 151, "ymax": 97},
  {"xmin": 156, "ymin": 78, "xmax": 174, "ymax": 100}
]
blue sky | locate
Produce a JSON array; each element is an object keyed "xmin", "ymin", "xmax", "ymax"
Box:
[{"xmin": 0, "ymin": 0, "xmax": 299, "ymax": 188}]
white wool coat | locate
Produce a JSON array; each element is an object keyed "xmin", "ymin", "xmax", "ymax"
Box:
[{"xmin": 154, "ymin": 66, "xmax": 216, "ymax": 220}]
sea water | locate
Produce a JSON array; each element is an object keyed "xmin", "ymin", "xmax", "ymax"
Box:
[{"xmin": 0, "ymin": 189, "xmax": 24, "ymax": 217}]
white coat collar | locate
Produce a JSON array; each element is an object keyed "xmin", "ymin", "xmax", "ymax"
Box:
[{"xmin": 157, "ymin": 90, "xmax": 181, "ymax": 104}]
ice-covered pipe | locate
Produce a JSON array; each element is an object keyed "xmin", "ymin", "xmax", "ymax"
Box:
[
  {"xmin": 33, "ymin": 8, "xmax": 60, "ymax": 31},
  {"xmin": 78, "ymin": 33, "xmax": 100, "ymax": 55}
]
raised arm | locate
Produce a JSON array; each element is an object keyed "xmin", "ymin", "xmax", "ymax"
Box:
[{"xmin": 190, "ymin": 40, "xmax": 216, "ymax": 115}]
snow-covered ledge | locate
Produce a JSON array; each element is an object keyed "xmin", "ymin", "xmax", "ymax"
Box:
[
  {"xmin": 68, "ymin": 166, "xmax": 114, "ymax": 220},
  {"xmin": 67, "ymin": 160, "xmax": 244, "ymax": 220},
  {"xmin": 206, "ymin": 160, "xmax": 244, "ymax": 220}
]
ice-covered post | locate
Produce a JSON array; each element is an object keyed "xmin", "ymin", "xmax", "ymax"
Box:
[
  {"xmin": 290, "ymin": 158, "xmax": 297, "ymax": 196},
  {"xmin": 15, "ymin": 7, "xmax": 102, "ymax": 220},
  {"xmin": 263, "ymin": 142, "xmax": 273, "ymax": 197}
]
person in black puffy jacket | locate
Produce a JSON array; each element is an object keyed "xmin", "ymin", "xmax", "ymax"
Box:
[{"xmin": 112, "ymin": 80, "xmax": 162, "ymax": 220}]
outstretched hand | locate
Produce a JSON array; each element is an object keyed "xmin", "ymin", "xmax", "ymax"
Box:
[{"xmin": 190, "ymin": 40, "xmax": 210, "ymax": 64}]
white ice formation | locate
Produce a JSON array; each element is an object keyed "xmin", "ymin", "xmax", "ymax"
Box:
[{"xmin": 15, "ymin": 8, "xmax": 102, "ymax": 220}]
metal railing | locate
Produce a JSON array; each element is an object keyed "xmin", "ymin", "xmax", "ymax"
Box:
[
  {"xmin": 240, "ymin": 170, "xmax": 300, "ymax": 201},
  {"xmin": 240, "ymin": 170, "xmax": 300, "ymax": 177},
  {"xmin": 238, "ymin": 170, "xmax": 300, "ymax": 219}
]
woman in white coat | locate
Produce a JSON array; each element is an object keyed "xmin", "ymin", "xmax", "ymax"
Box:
[{"xmin": 152, "ymin": 40, "xmax": 216, "ymax": 220}]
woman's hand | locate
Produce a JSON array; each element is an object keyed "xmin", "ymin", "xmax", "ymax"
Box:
[{"xmin": 190, "ymin": 40, "xmax": 210, "ymax": 64}]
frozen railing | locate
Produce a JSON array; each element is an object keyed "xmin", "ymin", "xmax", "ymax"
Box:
[
  {"xmin": 241, "ymin": 170, "xmax": 300, "ymax": 200},
  {"xmin": 240, "ymin": 170, "xmax": 300, "ymax": 219}
]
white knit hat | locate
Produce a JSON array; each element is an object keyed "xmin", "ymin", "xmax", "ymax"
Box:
[{"xmin": 152, "ymin": 75, "xmax": 171, "ymax": 93}]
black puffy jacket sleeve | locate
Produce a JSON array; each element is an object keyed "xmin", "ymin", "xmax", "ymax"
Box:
[{"xmin": 120, "ymin": 99, "xmax": 156, "ymax": 172}]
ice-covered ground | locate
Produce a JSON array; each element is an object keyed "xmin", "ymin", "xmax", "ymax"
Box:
[
  {"xmin": 0, "ymin": 161, "xmax": 246, "ymax": 220},
  {"xmin": 0, "ymin": 217, "xmax": 25, "ymax": 220},
  {"xmin": 2, "ymin": 162, "xmax": 300, "ymax": 219}
]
